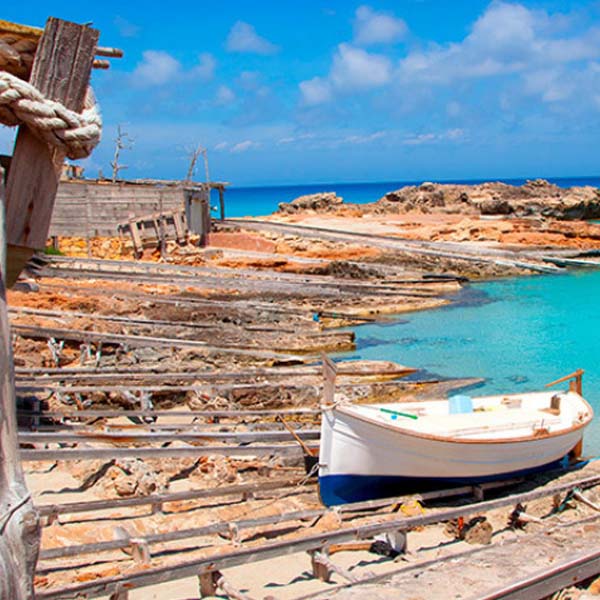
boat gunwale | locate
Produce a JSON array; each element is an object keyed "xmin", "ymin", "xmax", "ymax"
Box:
[{"xmin": 330, "ymin": 391, "xmax": 594, "ymax": 445}]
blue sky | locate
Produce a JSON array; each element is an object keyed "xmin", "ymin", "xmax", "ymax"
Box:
[{"xmin": 4, "ymin": 1, "xmax": 600, "ymax": 185}]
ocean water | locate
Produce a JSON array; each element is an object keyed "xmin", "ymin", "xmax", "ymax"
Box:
[
  {"xmin": 343, "ymin": 270, "xmax": 600, "ymax": 455},
  {"xmin": 214, "ymin": 174, "xmax": 600, "ymax": 455},
  {"xmin": 217, "ymin": 175, "xmax": 600, "ymax": 218}
]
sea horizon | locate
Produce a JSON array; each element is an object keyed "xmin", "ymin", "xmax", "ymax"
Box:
[
  {"xmin": 229, "ymin": 174, "xmax": 600, "ymax": 192},
  {"xmin": 220, "ymin": 174, "xmax": 600, "ymax": 218}
]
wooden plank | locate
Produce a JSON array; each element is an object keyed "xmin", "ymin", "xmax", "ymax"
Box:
[
  {"xmin": 34, "ymin": 475, "xmax": 600, "ymax": 599},
  {"xmin": 13, "ymin": 364, "xmax": 411, "ymax": 381},
  {"xmin": 10, "ymin": 324, "xmax": 306, "ymax": 361},
  {"xmin": 19, "ymin": 429, "xmax": 320, "ymax": 444},
  {"xmin": 20, "ymin": 444, "xmax": 307, "ymax": 462},
  {"xmin": 4, "ymin": 18, "xmax": 99, "ymax": 285},
  {"xmin": 17, "ymin": 408, "xmax": 319, "ymax": 419},
  {"xmin": 0, "ymin": 159, "xmax": 39, "ymax": 598},
  {"xmin": 35, "ymin": 477, "xmax": 311, "ymax": 518}
]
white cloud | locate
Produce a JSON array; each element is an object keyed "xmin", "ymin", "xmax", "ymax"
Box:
[
  {"xmin": 331, "ymin": 44, "xmax": 392, "ymax": 90},
  {"xmin": 299, "ymin": 43, "xmax": 391, "ymax": 104},
  {"xmin": 300, "ymin": 77, "xmax": 333, "ymax": 105},
  {"xmin": 215, "ymin": 85, "xmax": 235, "ymax": 106},
  {"xmin": 403, "ymin": 129, "xmax": 466, "ymax": 145},
  {"xmin": 277, "ymin": 133, "xmax": 317, "ymax": 145},
  {"xmin": 214, "ymin": 141, "xmax": 229, "ymax": 151},
  {"xmin": 403, "ymin": 133, "xmax": 436, "ymax": 145},
  {"xmin": 231, "ymin": 140, "xmax": 260, "ymax": 153},
  {"xmin": 132, "ymin": 51, "xmax": 182, "ymax": 87},
  {"xmin": 397, "ymin": 2, "xmax": 600, "ymax": 88},
  {"xmin": 114, "ymin": 16, "xmax": 140, "ymax": 38},
  {"xmin": 192, "ymin": 53, "xmax": 216, "ymax": 80},
  {"xmin": 354, "ymin": 5, "xmax": 407, "ymax": 46},
  {"xmin": 226, "ymin": 21, "xmax": 278, "ymax": 55},
  {"xmin": 343, "ymin": 131, "xmax": 386, "ymax": 144},
  {"xmin": 131, "ymin": 50, "xmax": 216, "ymax": 87}
]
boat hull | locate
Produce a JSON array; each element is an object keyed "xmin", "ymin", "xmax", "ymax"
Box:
[
  {"xmin": 319, "ymin": 459, "xmax": 567, "ymax": 506},
  {"xmin": 319, "ymin": 405, "xmax": 586, "ymax": 506}
]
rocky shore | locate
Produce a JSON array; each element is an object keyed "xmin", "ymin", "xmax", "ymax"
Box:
[{"xmin": 14, "ymin": 178, "xmax": 600, "ymax": 599}]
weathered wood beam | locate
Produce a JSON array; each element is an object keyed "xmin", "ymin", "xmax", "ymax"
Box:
[
  {"xmin": 11, "ymin": 324, "xmax": 305, "ymax": 361},
  {"xmin": 17, "ymin": 408, "xmax": 319, "ymax": 419},
  {"xmin": 20, "ymin": 443, "xmax": 307, "ymax": 462},
  {"xmin": 35, "ymin": 477, "xmax": 311, "ymax": 518},
  {"xmin": 34, "ymin": 475, "xmax": 600, "ymax": 599},
  {"xmin": 19, "ymin": 429, "xmax": 320, "ymax": 444},
  {"xmin": 4, "ymin": 18, "xmax": 98, "ymax": 286},
  {"xmin": 0, "ymin": 175, "xmax": 40, "ymax": 596}
]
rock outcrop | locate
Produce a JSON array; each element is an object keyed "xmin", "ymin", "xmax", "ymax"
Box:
[
  {"xmin": 278, "ymin": 192, "xmax": 343, "ymax": 214},
  {"xmin": 374, "ymin": 180, "xmax": 600, "ymax": 220}
]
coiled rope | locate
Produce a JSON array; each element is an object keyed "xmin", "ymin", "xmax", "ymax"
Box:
[{"xmin": 0, "ymin": 32, "xmax": 101, "ymax": 159}]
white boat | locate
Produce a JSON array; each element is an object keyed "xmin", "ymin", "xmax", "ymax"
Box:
[{"xmin": 319, "ymin": 380, "xmax": 593, "ymax": 506}]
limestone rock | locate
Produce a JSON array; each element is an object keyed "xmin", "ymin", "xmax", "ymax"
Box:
[
  {"xmin": 278, "ymin": 192, "xmax": 343, "ymax": 214},
  {"xmin": 479, "ymin": 198, "xmax": 513, "ymax": 215},
  {"xmin": 373, "ymin": 180, "xmax": 600, "ymax": 220}
]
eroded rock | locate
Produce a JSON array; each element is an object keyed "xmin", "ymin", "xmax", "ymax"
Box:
[{"xmin": 278, "ymin": 192, "xmax": 343, "ymax": 214}]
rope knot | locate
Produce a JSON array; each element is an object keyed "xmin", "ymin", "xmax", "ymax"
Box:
[{"xmin": 0, "ymin": 68, "xmax": 102, "ymax": 159}]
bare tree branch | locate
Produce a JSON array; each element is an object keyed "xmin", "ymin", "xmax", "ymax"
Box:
[{"xmin": 110, "ymin": 125, "xmax": 134, "ymax": 183}]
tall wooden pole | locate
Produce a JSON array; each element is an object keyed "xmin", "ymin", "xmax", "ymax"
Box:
[
  {"xmin": 0, "ymin": 17, "xmax": 99, "ymax": 598},
  {"xmin": 0, "ymin": 166, "xmax": 40, "ymax": 599},
  {"xmin": 4, "ymin": 17, "xmax": 99, "ymax": 287}
]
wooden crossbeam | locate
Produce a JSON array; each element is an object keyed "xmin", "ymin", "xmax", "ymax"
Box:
[
  {"xmin": 20, "ymin": 443, "xmax": 307, "ymax": 462},
  {"xmin": 4, "ymin": 18, "xmax": 99, "ymax": 286},
  {"xmin": 34, "ymin": 473, "xmax": 600, "ymax": 599},
  {"xmin": 19, "ymin": 429, "xmax": 320, "ymax": 445},
  {"xmin": 11, "ymin": 323, "xmax": 305, "ymax": 361},
  {"xmin": 35, "ymin": 477, "xmax": 311, "ymax": 518}
]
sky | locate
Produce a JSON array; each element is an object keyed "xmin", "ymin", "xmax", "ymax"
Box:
[{"xmin": 3, "ymin": 1, "xmax": 600, "ymax": 186}]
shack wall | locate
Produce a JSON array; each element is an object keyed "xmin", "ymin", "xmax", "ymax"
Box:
[{"xmin": 49, "ymin": 181, "xmax": 186, "ymax": 237}]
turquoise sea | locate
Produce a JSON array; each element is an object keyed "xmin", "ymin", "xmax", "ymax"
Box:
[
  {"xmin": 344, "ymin": 270, "xmax": 600, "ymax": 455},
  {"xmin": 219, "ymin": 175, "xmax": 600, "ymax": 218},
  {"xmin": 225, "ymin": 174, "xmax": 600, "ymax": 455}
]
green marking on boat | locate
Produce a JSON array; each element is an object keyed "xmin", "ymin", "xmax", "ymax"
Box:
[{"xmin": 380, "ymin": 407, "xmax": 419, "ymax": 420}]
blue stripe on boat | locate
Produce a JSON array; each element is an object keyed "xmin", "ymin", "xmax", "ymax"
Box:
[{"xmin": 318, "ymin": 457, "xmax": 582, "ymax": 506}]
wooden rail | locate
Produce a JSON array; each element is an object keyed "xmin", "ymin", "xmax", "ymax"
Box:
[
  {"xmin": 35, "ymin": 477, "xmax": 312, "ymax": 519},
  {"xmin": 19, "ymin": 429, "xmax": 320, "ymax": 444},
  {"xmin": 34, "ymin": 472, "xmax": 600, "ymax": 599},
  {"xmin": 20, "ymin": 443, "xmax": 308, "ymax": 462},
  {"xmin": 11, "ymin": 324, "xmax": 305, "ymax": 361}
]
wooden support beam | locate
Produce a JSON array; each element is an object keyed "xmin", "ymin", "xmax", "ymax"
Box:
[
  {"xmin": 310, "ymin": 551, "xmax": 332, "ymax": 583},
  {"xmin": 311, "ymin": 551, "xmax": 362, "ymax": 584},
  {"xmin": 4, "ymin": 18, "xmax": 99, "ymax": 286},
  {"xmin": 35, "ymin": 477, "xmax": 308, "ymax": 519},
  {"xmin": 11, "ymin": 323, "xmax": 305, "ymax": 361},
  {"xmin": 19, "ymin": 428, "xmax": 320, "ymax": 444},
  {"xmin": 198, "ymin": 571, "xmax": 220, "ymax": 597},
  {"xmin": 36, "ymin": 483, "xmax": 600, "ymax": 600},
  {"xmin": 218, "ymin": 187, "xmax": 225, "ymax": 221},
  {"xmin": 0, "ymin": 173, "xmax": 40, "ymax": 596},
  {"xmin": 21, "ymin": 443, "xmax": 306, "ymax": 462}
]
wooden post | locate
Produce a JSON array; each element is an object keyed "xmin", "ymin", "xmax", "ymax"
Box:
[
  {"xmin": 0, "ymin": 166, "xmax": 40, "ymax": 599},
  {"xmin": 200, "ymin": 195, "xmax": 211, "ymax": 247},
  {"xmin": 219, "ymin": 186, "xmax": 225, "ymax": 220},
  {"xmin": 4, "ymin": 17, "xmax": 99, "ymax": 286},
  {"xmin": 310, "ymin": 550, "xmax": 332, "ymax": 582},
  {"xmin": 198, "ymin": 571, "xmax": 220, "ymax": 597}
]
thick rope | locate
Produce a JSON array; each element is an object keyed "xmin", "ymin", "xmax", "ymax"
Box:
[
  {"xmin": 0, "ymin": 41, "xmax": 101, "ymax": 160},
  {"xmin": 0, "ymin": 34, "xmax": 35, "ymax": 77}
]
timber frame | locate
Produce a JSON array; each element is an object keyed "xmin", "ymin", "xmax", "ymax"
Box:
[{"xmin": 0, "ymin": 16, "xmax": 118, "ymax": 599}]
